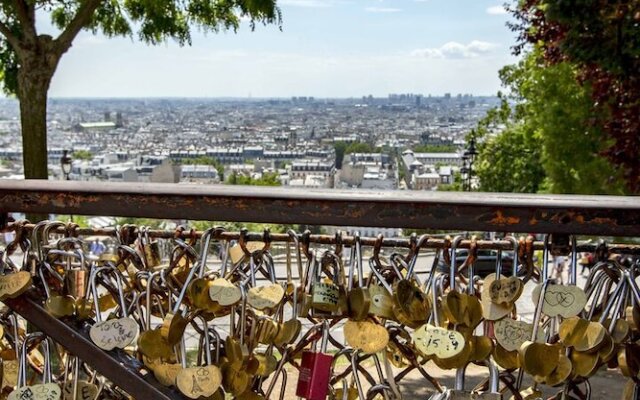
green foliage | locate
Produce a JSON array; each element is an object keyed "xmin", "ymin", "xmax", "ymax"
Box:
[
  {"xmin": 333, "ymin": 142, "xmax": 347, "ymax": 169},
  {"xmin": 226, "ymin": 171, "xmax": 281, "ymax": 186},
  {"xmin": 413, "ymin": 144, "xmax": 458, "ymax": 153},
  {"xmin": 53, "ymin": 215, "xmax": 90, "ymax": 227},
  {"xmin": 189, "ymin": 220, "xmax": 293, "ymax": 234},
  {"xmin": 474, "ymin": 50, "xmax": 626, "ymax": 195},
  {"xmin": 0, "ymin": 0, "xmax": 282, "ymax": 180},
  {"xmin": 72, "ymin": 150, "xmax": 93, "ymax": 160},
  {"xmin": 345, "ymin": 142, "xmax": 375, "ymax": 154},
  {"xmin": 475, "ymin": 125, "xmax": 544, "ymax": 193},
  {"xmin": 114, "ymin": 217, "xmax": 166, "ymax": 229},
  {"xmin": 511, "ymin": 0, "xmax": 640, "ymax": 192},
  {"xmin": 48, "ymin": 0, "xmax": 281, "ymax": 46}
]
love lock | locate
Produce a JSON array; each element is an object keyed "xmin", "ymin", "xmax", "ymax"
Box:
[
  {"xmin": 8, "ymin": 332, "xmax": 61, "ymax": 400},
  {"xmin": 296, "ymin": 321, "xmax": 333, "ymax": 400},
  {"xmin": 449, "ymin": 360, "xmax": 501, "ymax": 400}
]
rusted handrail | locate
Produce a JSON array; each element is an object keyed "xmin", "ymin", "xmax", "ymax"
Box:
[{"xmin": 0, "ymin": 180, "xmax": 639, "ymax": 236}]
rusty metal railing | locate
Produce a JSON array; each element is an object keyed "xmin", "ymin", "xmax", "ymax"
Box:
[
  {"xmin": 1, "ymin": 180, "xmax": 639, "ymax": 398},
  {"xmin": 1, "ymin": 180, "xmax": 640, "ymax": 236}
]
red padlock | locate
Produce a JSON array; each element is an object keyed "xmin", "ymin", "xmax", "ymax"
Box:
[{"xmin": 296, "ymin": 321, "xmax": 332, "ymax": 400}]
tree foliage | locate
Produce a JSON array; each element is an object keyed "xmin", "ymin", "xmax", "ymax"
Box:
[
  {"xmin": 474, "ymin": 50, "xmax": 625, "ymax": 195},
  {"xmin": 226, "ymin": 171, "xmax": 281, "ymax": 186},
  {"xmin": 0, "ymin": 0, "xmax": 281, "ymax": 180},
  {"xmin": 510, "ymin": 0, "xmax": 640, "ymax": 192},
  {"xmin": 72, "ymin": 149, "xmax": 93, "ymax": 160}
]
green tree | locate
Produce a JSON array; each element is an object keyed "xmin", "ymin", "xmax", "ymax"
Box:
[
  {"xmin": 225, "ymin": 171, "xmax": 281, "ymax": 186},
  {"xmin": 474, "ymin": 50, "xmax": 625, "ymax": 195},
  {"xmin": 72, "ymin": 149, "xmax": 93, "ymax": 160},
  {"xmin": 510, "ymin": 0, "xmax": 640, "ymax": 192},
  {"xmin": 333, "ymin": 141, "xmax": 347, "ymax": 169},
  {"xmin": 475, "ymin": 124, "xmax": 544, "ymax": 193},
  {"xmin": 345, "ymin": 142, "xmax": 374, "ymax": 154},
  {"xmin": 0, "ymin": 1, "xmax": 281, "ymax": 181}
]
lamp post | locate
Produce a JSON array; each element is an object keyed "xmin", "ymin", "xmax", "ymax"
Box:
[
  {"xmin": 462, "ymin": 138, "xmax": 478, "ymax": 191},
  {"xmin": 60, "ymin": 150, "xmax": 72, "ymax": 181}
]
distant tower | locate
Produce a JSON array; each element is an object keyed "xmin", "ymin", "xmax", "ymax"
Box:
[
  {"xmin": 116, "ymin": 112, "xmax": 123, "ymax": 128},
  {"xmin": 289, "ymin": 130, "xmax": 297, "ymax": 148},
  {"xmin": 104, "ymin": 111, "xmax": 111, "ymax": 122}
]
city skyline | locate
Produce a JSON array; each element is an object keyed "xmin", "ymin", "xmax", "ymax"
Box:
[{"xmin": 20, "ymin": 0, "xmax": 517, "ymax": 98}]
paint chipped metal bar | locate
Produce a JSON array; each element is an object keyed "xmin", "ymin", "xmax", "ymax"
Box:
[{"xmin": 1, "ymin": 180, "xmax": 639, "ymax": 236}]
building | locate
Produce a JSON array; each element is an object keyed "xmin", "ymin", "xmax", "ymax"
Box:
[{"xmin": 181, "ymin": 165, "xmax": 220, "ymax": 183}]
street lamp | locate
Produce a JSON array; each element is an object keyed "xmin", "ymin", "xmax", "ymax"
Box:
[
  {"xmin": 60, "ymin": 150, "xmax": 72, "ymax": 181},
  {"xmin": 462, "ymin": 138, "xmax": 478, "ymax": 191},
  {"xmin": 460, "ymin": 155, "xmax": 469, "ymax": 191}
]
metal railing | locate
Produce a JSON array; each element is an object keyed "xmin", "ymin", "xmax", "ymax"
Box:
[
  {"xmin": 1, "ymin": 180, "xmax": 639, "ymax": 236},
  {"xmin": 1, "ymin": 180, "xmax": 640, "ymax": 399}
]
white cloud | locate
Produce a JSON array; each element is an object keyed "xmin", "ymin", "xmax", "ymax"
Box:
[
  {"xmin": 365, "ymin": 6, "xmax": 402, "ymax": 12},
  {"xmin": 411, "ymin": 40, "xmax": 499, "ymax": 59},
  {"xmin": 279, "ymin": 0, "xmax": 333, "ymax": 7},
  {"xmin": 486, "ymin": 5, "xmax": 508, "ymax": 15}
]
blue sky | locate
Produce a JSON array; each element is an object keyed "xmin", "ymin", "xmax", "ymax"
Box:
[{"xmin": 45, "ymin": 0, "xmax": 517, "ymax": 98}]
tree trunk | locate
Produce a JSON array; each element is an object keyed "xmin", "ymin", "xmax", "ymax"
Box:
[{"xmin": 17, "ymin": 50, "xmax": 56, "ymax": 180}]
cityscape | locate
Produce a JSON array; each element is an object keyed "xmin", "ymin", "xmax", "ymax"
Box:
[
  {"xmin": 0, "ymin": 94, "xmax": 498, "ymax": 205},
  {"xmin": 0, "ymin": 91, "xmax": 511, "ymax": 248}
]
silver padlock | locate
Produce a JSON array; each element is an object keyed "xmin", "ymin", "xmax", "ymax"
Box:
[{"xmin": 449, "ymin": 360, "xmax": 501, "ymax": 400}]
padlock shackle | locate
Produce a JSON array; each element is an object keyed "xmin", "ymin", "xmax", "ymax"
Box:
[
  {"xmin": 597, "ymin": 276, "xmax": 627, "ymax": 326},
  {"xmin": 170, "ymin": 238, "xmax": 201, "ymax": 314},
  {"xmin": 350, "ymin": 350, "xmax": 366, "ymax": 400},
  {"xmin": 348, "ymin": 231, "xmax": 363, "ymax": 291},
  {"xmin": 624, "ymin": 269, "xmax": 640, "ymax": 306},
  {"xmin": 504, "ymin": 236, "xmax": 519, "ymax": 278},
  {"xmin": 455, "ymin": 360, "xmax": 499, "ymax": 394},
  {"xmin": 366, "ymin": 383, "xmax": 393, "ymax": 400},
  {"xmin": 18, "ymin": 332, "xmax": 52, "ymax": 387},
  {"xmin": 90, "ymin": 266, "xmax": 111, "ymax": 323},
  {"xmin": 265, "ymin": 346, "xmax": 290, "ymax": 399},
  {"xmin": 369, "ymin": 258, "xmax": 393, "ymax": 295},
  {"xmin": 320, "ymin": 319, "xmax": 330, "ymax": 353},
  {"xmin": 145, "ymin": 271, "xmax": 162, "ymax": 329},
  {"xmin": 196, "ymin": 226, "xmax": 225, "ymax": 278},
  {"xmin": 449, "ymin": 235, "xmax": 464, "ymax": 292},
  {"xmin": 116, "ymin": 244, "xmax": 146, "ymax": 270},
  {"xmin": 31, "ymin": 219, "xmax": 51, "ymax": 261}
]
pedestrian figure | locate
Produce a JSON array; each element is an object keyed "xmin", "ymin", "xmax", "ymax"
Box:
[
  {"xmin": 554, "ymin": 254, "xmax": 565, "ymax": 284},
  {"xmin": 90, "ymin": 238, "xmax": 106, "ymax": 257}
]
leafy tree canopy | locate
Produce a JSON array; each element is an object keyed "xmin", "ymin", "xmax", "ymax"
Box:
[
  {"xmin": 510, "ymin": 0, "xmax": 640, "ymax": 192},
  {"xmin": 226, "ymin": 171, "xmax": 281, "ymax": 186},
  {"xmin": 0, "ymin": 0, "xmax": 281, "ymax": 95},
  {"xmin": 72, "ymin": 149, "xmax": 93, "ymax": 160},
  {"xmin": 0, "ymin": 0, "xmax": 281, "ymax": 182},
  {"xmin": 474, "ymin": 49, "xmax": 626, "ymax": 195}
]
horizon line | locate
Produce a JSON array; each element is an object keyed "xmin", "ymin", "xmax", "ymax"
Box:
[{"xmin": 0, "ymin": 94, "xmax": 499, "ymax": 101}]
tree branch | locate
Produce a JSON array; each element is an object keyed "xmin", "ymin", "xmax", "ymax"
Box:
[
  {"xmin": 54, "ymin": 0, "xmax": 103, "ymax": 55},
  {"xmin": 0, "ymin": 19, "xmax": 22, "ymax": 51},
  {"xmin": 12, "ymin": 0, "xmax": 36, "ymax": 39}
]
